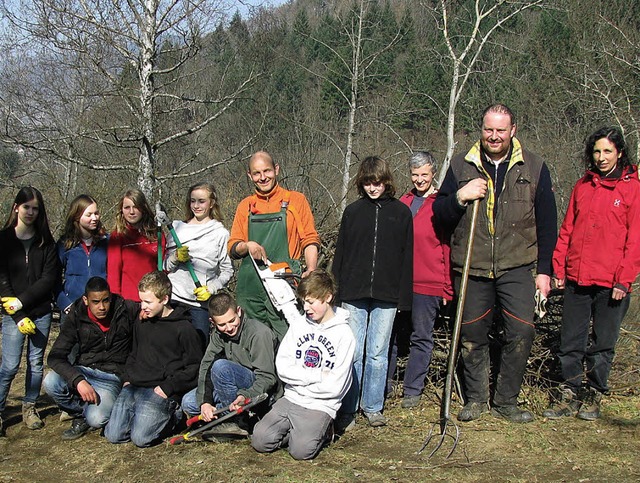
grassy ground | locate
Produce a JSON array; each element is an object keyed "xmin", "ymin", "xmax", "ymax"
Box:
[{"xmin": 0, "ymin": 300, "xmax": 638, "ymax": 482}]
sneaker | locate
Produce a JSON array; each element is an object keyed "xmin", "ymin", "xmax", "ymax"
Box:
[
  {"xmin": 491, "ymin": 405, "xmax": 534, "ymax": 423},
  {"xmin": 457, "ymin": 401, "xmax": 489, "ymax": 421},
  {"xmin": 59, "ymin": 411, "xmax": 75, "ymax": 422},
  {"xmin": 22, "ymin": 402, "xmax": 44, "ymax": 430},
  {"xmin": 577, "ymin": 387, "xmax": 602, "ymax": 421},
  {"xmin": 401, "ymin": 395, "xmax": 421, "ymax": 409},
  {"xmin": 543, "ymin": 386, "xmax": 580, "ymax": 419},
  {"xmin": 363, "ymin": 411, "xmax": 387, "ymax": 427},
  {"xmin": 62, "ymin": 418, "xmax": 91, "ymax": 441},
  {"xmin": 334, "ymin": 412, "xmax": 356, "ymax": 433},
  {"xmin": 201, "ymin": 421, "xmax": 249, "ymax": 441}
]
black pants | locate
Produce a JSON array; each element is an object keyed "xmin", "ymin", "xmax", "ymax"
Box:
[
  {"xmin": 558, "ymin": 282, "xmax": 630, "ymax": 393},
  {"xmin": 456, "ymin": 266, "xmax": 536, "ymax": 407}
]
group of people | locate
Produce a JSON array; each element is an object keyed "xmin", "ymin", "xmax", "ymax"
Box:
[{"xmin": 0, "ymin": 103, "xmax": 637, "ymax": 459}]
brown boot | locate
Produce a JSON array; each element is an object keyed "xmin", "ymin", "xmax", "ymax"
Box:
[{"xmin": 22, "ymin": 402, "xmax": 44, "ymax": 430}]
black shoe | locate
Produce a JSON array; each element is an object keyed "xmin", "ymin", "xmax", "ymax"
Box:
[
  {"xmin": 491, "ymin": 405, "xmax": 534, "ymax": 423},
  {"xmin": 543, "ymin": 386, "xmax": 580, "ymax": 419},
  {"xmin": 458, "ymin": 401, "xmax": 489, "ymax": 421},
  {"xmin": 577, "ymin": 387, "xmax": 602, "ymax": 421},
  {"xmin": 62, "ymin": 418, "xmax": 91, "ymax": 441},
  {"xmin": 0, "ymin": 416, "xmax": 5, "ymax": 437}
]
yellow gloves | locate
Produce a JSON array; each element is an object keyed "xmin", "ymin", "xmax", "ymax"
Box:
[
  {"xmin": 194, "ymin": 286, "xmax": 212, "ymax": 302},
  {"xmin": 176, "ymin": 246, "xmax": 190, "ymax": 263},
  {"xmin": 17, "ymin": 317, "xmax": 36, "ymax": 335},
  {"xmin": 2, "ymin": 297, "xmax": 23, "ymax": 315}
]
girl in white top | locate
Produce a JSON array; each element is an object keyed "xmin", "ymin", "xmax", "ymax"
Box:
[{"xmin": 164, "ymin": 182, "xmax": 233, "ymax": 345}]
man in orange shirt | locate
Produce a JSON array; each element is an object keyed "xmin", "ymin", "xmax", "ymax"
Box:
[{"xmin": 229, "ymin": 151, "xmax": 320, "ymax": 341}]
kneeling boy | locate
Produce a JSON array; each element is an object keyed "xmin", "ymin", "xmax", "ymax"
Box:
[
  {"xmin": 251, "ymin": 270, "xmax": 356, "ymax": 460},
  {"xmin": 44, "ymin": 277, "xmax": 139, "ymax": 440},
  {"xmin": 181, "ymin": 292, "xmax": 279, "ymax": 438},
  {"xmin": 104, "ymin": 271, "xmax": 203, "ymax": 447}
]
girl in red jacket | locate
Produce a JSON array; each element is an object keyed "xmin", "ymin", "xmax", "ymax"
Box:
[
  {"xmin": 546, "ymin": 127, "xmax": 640, "ymax": 421},
  {"xmin": 108, "ymin": 189, "xmax": 165, "ymax": 301}
]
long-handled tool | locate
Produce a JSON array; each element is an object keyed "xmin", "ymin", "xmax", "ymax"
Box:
[
  {"xmin": 418, "ymin": 199, "xmax": 480, "ymax": 459},
  {"xmin": 169, "ymin": 393, "xmax": 268, "ymax": 445},
  {"xmin": 155, "ymin": 202, "xmax": 201, "ymax": 288}
]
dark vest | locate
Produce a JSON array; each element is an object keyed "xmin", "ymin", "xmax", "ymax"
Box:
[{"xmin": 450, "ymin": 147, "xmax": 544, "ymax": 278}]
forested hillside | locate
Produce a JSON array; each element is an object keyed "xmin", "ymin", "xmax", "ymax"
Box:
[{"xmin": 0, "ymin": 0, "xmax": 638, "ymax": 251}]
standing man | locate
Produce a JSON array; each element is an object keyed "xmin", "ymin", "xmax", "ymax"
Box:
[
  {"xmin": 229, "ymin": 151, "xmax": 320, "ymax": 341},
  {"xmin": 434, "ymin": 104, "xmax": 557, "ymax": 423}
]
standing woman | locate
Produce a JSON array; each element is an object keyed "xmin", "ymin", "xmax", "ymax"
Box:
[
  {"xmin": 399, "ymin": 152, "xmax": 453, "ymax": 409},
  {"xmin": 164, "ymin": 182, "xmax": 233, "ymax": 345},
  {"xmin": 546, "ymin": 127, "xmax": 640, "ymax": 420},
  {"xmin": 332, "ymin": 156, "xmax": 413, "ymax": 429},
  {"xmin": 108, "ymin": 189, "xmax": 164, "ymax": 301},
  {"xmin": 56, "ymin": 195, "xmax": 108, "ymax": 318},
  {"xmin": 0, "ymin": 187, "xmax": 60, "ymax": 434}
]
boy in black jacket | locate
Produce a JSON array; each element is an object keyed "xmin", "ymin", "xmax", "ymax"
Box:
[
  {"xmin": 44, "ymin": 277, "xmax": 139, "ymax": 440},
  {"xmin": 104, "ymin": 271, "xmax": 203, "ymax": 447}
]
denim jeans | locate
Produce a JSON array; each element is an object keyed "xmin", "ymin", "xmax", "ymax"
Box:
[
  {"xmin": 181, "ymin": 359, "xmax": 256, "ymax": 414},
  {"xmin": 104, "ymin": 385, "xmax": 178, "ymax": 447},
  {"xmin": 187, "ymin": 304, "xmax": 211, "ymax": 350},
  {"xmin": 43, "ymin": 366, "xmax": 123, "ymax": 428},
  {"xmin": 341, "ymin": 299, "xmax": 397, "ymax": 414},
  {"xmin": 558, "ymin": 282, "xmax": 630, "ymax": 393},
  {"xmin": 403, "ymin": 294, "xmax": 441, "ymax": 397},
  {"xmin": 0, "ymin": 314, "xmax": 52, "ymax": 413}
]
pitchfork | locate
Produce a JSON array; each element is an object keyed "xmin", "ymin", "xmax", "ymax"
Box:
[{"xmin": 418, "ymin": 199, "xmax": 479, "ymax": 458}]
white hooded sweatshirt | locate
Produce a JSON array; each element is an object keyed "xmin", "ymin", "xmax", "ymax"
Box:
[{"xmin": 276, "ymin": 306, "xmax": 355, "ymax": 419}]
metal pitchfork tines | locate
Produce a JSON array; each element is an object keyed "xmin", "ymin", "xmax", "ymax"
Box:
[{"xmin": 418, "ymin": 199, "xmax": 479, "ymax": 459}]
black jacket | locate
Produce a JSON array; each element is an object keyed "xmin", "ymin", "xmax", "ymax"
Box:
[
  {"xmin": 332, "ymin": 196, "xmax": 413, "ymax": 311},
  {"xmin": 47, "ymin": 294, "xmax": 139, "ymax": 388},
  {"xmin": 0, "ymin": 227, "xmax": 60, "ymax": 321},
  {"xmin": 123, "ymin": 305, "xmax": 203, "ymax": 402}
]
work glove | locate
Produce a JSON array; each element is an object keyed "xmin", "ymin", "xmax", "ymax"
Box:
[
  {"xmin": 2, "ymin": 297, "xmax": 23, "ymax": 315},
  {"xmin": 194, "ymin": 286, "xmax": 211, "ymax": 302},
  {"xmin": 176, "ymin": 246, "xmax": 190, "ymax": 263},
  {"xmin": 17, "ymin": 317, "xmax": 36, "ymax": 335}
]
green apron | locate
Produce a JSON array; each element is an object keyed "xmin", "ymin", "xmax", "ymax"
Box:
[{"xmin": 236, "ymin": 198, "xmax": 300, "ymax": 341}]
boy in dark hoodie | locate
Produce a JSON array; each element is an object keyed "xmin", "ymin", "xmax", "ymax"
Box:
[{"xmin": 104, "ymin": 271, "xmax": 203, "ymax": 447}]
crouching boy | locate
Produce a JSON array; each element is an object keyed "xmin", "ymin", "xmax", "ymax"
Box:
[
  {"xmin": 104, "ymin": 271, "xmax": 203, "ymax": 447},
  {"xmin": 44, "ymin": 277, "xmax": 139, "ymax": 440},
  {"xmin": 181, "ymin": 292, "xmax": 279, "ymax": 439},
  {"xmin": 251, "ymin": 270, "xmax": 356, "ymax": 460}
]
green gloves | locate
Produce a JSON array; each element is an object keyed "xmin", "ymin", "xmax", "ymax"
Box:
[
  {"xmin": 176, "ymin": 246, "xmax": 190, "ymax": 263},
  {"xmin": 194, "ymin": 286, "xmax": 211, "ymax": 302},
  {"xmin": 2, "ymin": 297, "xmax": 23, "ymax": 315},
  {"xmin": 17, "ymin": 317, "xmax": 36, "ymax": 335}
]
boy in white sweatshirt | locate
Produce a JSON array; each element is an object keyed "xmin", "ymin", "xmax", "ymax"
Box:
[{"xmin": 251, "ymin": 269, "xmax": 355, "ymax": 460}]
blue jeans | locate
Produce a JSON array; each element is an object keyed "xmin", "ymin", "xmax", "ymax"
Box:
[
  {"xmin": 187, "ymin": 304, "xmax": 211, "ymax": 349},
  {"xmin": 558, "ymin": 282, "xmax": 630, "ymax": 393},
  {"xmin": 403, "ymin": 294, "xmax": 441, "ymax": 397},
  {"xmin": 0, "ymin": 314, "xmax": 52, "ymax": 413},
  {"xmin": 104, "ymin": 385, "xmax": 178, "ymax": 447},
  {"xmin": 43, "ymin": 367, "xmax": 123, "ymax": 428},
  {"xmin": 181, "ymin": 359, "xmax": 256, "ymax": 414},
  {"xmin": 341, "ymin": 299, "xmax": 396, "ymax": 414}
]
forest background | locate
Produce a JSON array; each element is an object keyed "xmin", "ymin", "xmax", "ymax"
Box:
[{"xmin": 0, "ymin": 0, "xmax": 638, "ymax": 272}]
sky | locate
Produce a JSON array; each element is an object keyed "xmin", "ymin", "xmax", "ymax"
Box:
[{"xmin": 234, "ymin": 0, "xmax": 289, "ymax": 18}]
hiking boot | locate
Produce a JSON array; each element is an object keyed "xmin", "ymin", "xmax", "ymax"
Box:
[
  {"xmin": 543, "ymin": 386, "xmax": 580, "ymax": 419},
  {"xmin": 59, "ymin": 411, "xmax": 75, "ymax": 422},
  {"xmin": 22, "ymin": 402, "xmax": 44, "ymax": 430},
  {"xmin": 62, "ymin": 417, "xmax": 91, "ymax": 441},
  {"xmin": 491, "ymin": 405, "xmax": 534, "ymax": 423},
  {"xmin": 201, "ymin": 422, "xmax": 249, "ymax": 442},
  {"xmin": 577, "ymin": 387, "xmax": 602, "ymax": 421},
  {"xmin": 401, "ymin": 395, "xmax": 421, "ymax": 409},
  {"xmin": 334, "ymin": 412, "xmax": 356, "ymax": 434},
  {"xmin": 364, "ymin": 411, "xmax": 387, "ymax": 427},
  {"xmin": 457, "ymin": 401, "xmax": 489, "ymax": 422}
]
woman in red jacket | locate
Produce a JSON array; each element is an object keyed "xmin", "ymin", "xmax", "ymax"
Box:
[
  {"xmin": 545, "ymin": 127, "xmax": 640, "ymax": 420},
  {"xmin": 107, "ymin": 189, "xmax": 165, "ymax": 301}
]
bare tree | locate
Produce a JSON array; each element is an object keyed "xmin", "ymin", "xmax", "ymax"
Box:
[{"xmin": 0, "ymin": 0, "xmax": 259, "ymax": 200}]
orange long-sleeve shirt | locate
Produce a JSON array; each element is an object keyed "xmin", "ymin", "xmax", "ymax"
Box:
[{"xmin": 228, "ymin": 184, "xmax": 320, "ymax": 260}]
